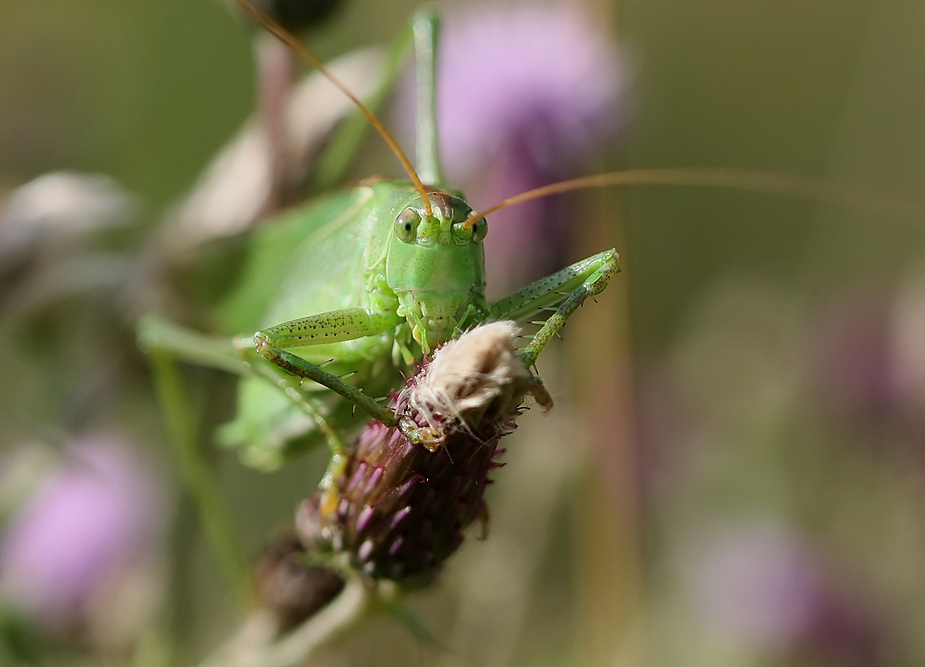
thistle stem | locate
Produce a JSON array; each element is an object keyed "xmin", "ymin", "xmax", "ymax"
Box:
[{"xmin": 199, "ymin": 578, "xmax": 375, "ymax": 667}]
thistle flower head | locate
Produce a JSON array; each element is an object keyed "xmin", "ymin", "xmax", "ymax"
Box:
[{"xmin": 298, "ymin": 322, "xmax": 549, "ymax": 585}]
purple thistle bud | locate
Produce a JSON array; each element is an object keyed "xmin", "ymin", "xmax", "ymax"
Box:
[{"xmin": 298, "ymin": 322, "xmax": 550, "ymax": 585}]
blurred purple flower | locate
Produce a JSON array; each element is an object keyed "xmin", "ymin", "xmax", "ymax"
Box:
[
  {"xmin": 431, "ymin": 3, "xmax": 625, "ymax": 294},
  {"xmin": 438, "ymin": 4, "xmax": 623, "ymax": 178},
  {"xmin": 686, "ymin": 521, "xmax": 883, "ymax": 663},
  {"xmin": 0, "ymin": 435, "xmax": 165, "ymax": 634},
  {"xmin": 808, "ymin": 289, "xmax": 900, "ymax": 425},
  {"xmin": 690, "ymin": 522, "xmax": 823, "ymax": 649}
]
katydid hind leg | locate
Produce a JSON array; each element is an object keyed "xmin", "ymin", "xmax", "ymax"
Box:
[
  {"xmin": 487, "ymin": 249, "xmax": 620, "ymax": 367},
  {"xmin": 138, "ymin": 314, "xmax": 246, "ymax": 376},
  {"xmin": 251, "ymin": 336, "xmax": 437, "ymax": 448}
]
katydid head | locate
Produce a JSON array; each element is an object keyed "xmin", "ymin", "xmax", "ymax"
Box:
[{"xmin": 386, "ymin": 191, "xmax": 487, "ymax": 352}]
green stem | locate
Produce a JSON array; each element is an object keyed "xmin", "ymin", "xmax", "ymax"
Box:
[
  {"xmin": 412, "ymin": 9, "xmax": 445, "ymax": 187},
  {"xmin": 148, "ymin": 350, "xmax": 254, "ymax": 609}
]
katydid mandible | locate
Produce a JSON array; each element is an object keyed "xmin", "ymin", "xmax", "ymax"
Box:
[{"xmin": 141, "ymin": 3, "xmax": 619, "ymax": 470}]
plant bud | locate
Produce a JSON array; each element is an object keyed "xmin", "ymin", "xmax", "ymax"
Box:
[{"xmin": 255, "ymin": 530, "xmax": 345, "ymax": 631}]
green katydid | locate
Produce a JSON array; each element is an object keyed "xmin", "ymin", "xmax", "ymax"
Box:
[
  {"xmin": 142, "ymin": 2, "xmax": 891, "ymax": 472},
  {"xmin": 141, "ymin": 2, "xmax": 619, "ymax": 470}
]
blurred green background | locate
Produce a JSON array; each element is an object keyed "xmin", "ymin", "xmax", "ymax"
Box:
[{"xmin": 2, "ymin": 0, "xmax": 924, "ymax": 665}]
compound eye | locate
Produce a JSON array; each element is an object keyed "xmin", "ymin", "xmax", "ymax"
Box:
[
  {"xmin": 470, "ymin": 218, "xmax": 488, "ymax": 243},
  {"xmin": 395, "ymin": 208, "xmax": 421, "ymax": 243}
]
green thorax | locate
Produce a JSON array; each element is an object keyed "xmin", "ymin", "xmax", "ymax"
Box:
[{"xmin": 220, "ymin": 180, "xmax": 487, "ymax": 357}]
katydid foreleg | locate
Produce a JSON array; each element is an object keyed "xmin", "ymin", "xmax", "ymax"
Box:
[
  {"xmin": 487, "ymin": 248, "xmax": 620, "ymax": 368},
  {"xmin": 249, "ymin": 307, "xmax": 403, "ymax": 428},
  {"xmin": 140, "ymin": 314, "xmax": 348, "ymax": 453}
]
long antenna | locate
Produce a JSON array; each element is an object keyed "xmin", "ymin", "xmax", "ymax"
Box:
[
  {"xmin": 235, "ymin": 0, "xmax": 433, "ymax": 217},
  {"xmin": 464, "ymin": 167, "xmax": 918, "ymax": 228}
]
